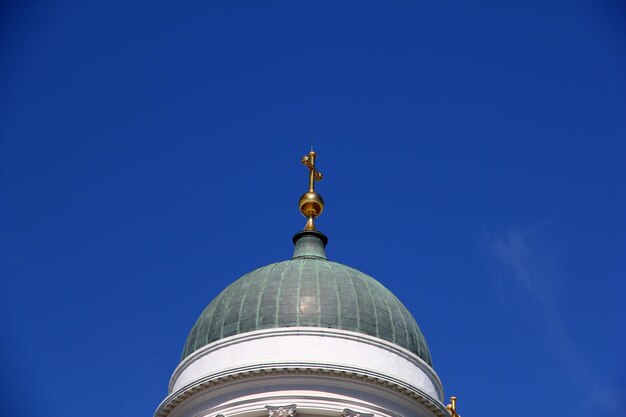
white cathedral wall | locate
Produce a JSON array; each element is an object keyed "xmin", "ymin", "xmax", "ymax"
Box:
[
  {"xmin": 168, "ymin": 328, "xmax": 443, "ymax": 403},
  {"xmin": 156, "ymin": 329, "xmax": 448, "ymax": 417}
]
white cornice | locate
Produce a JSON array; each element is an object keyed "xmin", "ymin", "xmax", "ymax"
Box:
[{"xmin": 155, "ymin": 366, "xmax": 448, "ymax": 417}]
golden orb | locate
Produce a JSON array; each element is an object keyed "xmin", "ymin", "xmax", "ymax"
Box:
[{"xmin": 299, "ymin": 191, "xmax": 324, "ymax": 218}]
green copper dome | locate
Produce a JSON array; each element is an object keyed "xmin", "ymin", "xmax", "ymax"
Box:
[{"xmin": 182, "ymin": 231, "xmax": 432, "ymax": 366}]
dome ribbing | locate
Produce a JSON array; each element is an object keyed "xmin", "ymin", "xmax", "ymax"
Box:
[{"xmin": 181, "ymin": 231, "xmax": 432, "ymax": 366}]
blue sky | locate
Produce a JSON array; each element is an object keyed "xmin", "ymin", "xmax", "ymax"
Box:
[{"xmin": 1, "ymin": 2, "xmax": 625, "ymax": 416}]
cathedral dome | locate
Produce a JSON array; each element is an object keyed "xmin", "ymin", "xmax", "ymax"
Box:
[
  {"xmin": 158, "ymin": 152, "xmax": 450, "ymax": 417},
  {"xmin": 182, "ymin": 230, "xmax": 432, "ymax": 366}
]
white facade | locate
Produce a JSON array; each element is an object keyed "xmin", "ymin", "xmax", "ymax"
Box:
[{"xmin": 155, "ymin": 328, "xmax": 448, "ymax": 417}]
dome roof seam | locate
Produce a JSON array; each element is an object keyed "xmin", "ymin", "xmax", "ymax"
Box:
[
  {"xmin": 237, "ymin": 266, "xmax": 258, "ymax": 334},
  {"xmin": 328, "ymin": 260, "xmax": 342, "ymax": 330},
  {"xmin": 223, "ymin": 270, "xmax": 250, "ymax": 341},
  {"xmin": 327, "ymin": 261, "xmax": 346, "ymax": 331},
  {"xmin": 314, "ymin": 259, "xmax": 322, "ymax": 327},
  {"xmin": 338, "ymin": 262, "xmax": 361, "ymax": 334},
  {"xmin": 376, "ymin": 279, "xmax": 397, "ymax": 346},
  {"xmin": 387, "ymin": 283, "xmax": 411, "ymax": 351},
  {"xmin": 255, "ymin": 261, "xmax": 280, "ymax": 329},
  {"xmin": 273, "ymin": 259, "xmax": 294, "ymax": 327},
  {"xmin": 296, "ymin": 258, "xmax": 304, "ymax": 327},
  {"xmin": 362, "ymin": 269, "xmax": 381, "ymax": 339}
]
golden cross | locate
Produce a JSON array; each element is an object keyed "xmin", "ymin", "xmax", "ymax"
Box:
[
  {"xmin": 446, "ymin": 396, "xmax": 461, "ymax": 417},
  {"xmin": 301, "ymin": 151, "xmax": 323, "ymax": 192}
]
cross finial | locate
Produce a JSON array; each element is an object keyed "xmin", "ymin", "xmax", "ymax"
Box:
[
  {"xmin": 301, "ymin": 151, "xmax": 323, "ymax": 192},
  {"xmin": 446, "ymin": 396, "xmax": 461, "ymax": 417},
  {"xmin": 298, "ymin": 150, "xmax": 324, "ymax": 230}
]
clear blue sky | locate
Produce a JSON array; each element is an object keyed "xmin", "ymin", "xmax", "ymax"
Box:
[{"xmin": 1, "ymin": 2, "xmax": 625, "ymax": 417}]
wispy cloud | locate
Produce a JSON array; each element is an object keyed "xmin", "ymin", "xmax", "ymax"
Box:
[{"xmin": 489, "ymin": 225, "xmax": 623, "ymax": 415}]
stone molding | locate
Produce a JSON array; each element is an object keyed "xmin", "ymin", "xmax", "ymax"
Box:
[
  {"xmin": 343, "ymin": 408, "xmax": 374, "ymax": 417},
  {"xmin": 265, "ymin": 404, "xmax": 297, "ymax": 417},
  {"xmin": 154, "ymin": 366, "xmax": 448, "ymax": 417}
]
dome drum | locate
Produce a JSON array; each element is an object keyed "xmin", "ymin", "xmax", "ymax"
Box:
[{"xmin": 159, "ymin": 327, "xmax": 445, "ymax": 417}]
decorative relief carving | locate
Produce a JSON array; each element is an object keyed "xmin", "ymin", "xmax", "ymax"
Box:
[
  {"xmin": 342, "ymin": 408, "xmax": 373, "ymax": 417},
  {"xmin": 265, "ymin": 404, "xmax": 297, "ymax": 417}
]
